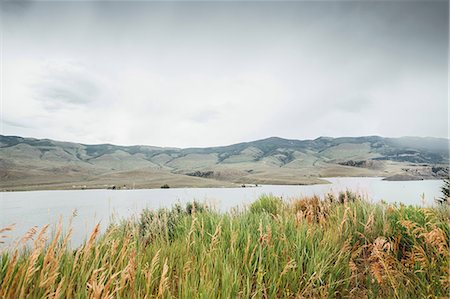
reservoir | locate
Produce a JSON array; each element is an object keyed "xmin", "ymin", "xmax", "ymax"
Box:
[{"xmin": 0, "ymin": 177, "xmax": 444, "ymax": 247}]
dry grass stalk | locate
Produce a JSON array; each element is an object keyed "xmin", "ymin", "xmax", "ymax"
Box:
[
  {"xmin": 116, "ymin": 234, "xmax": 131, "ymax": 268},
  {"xmin": 0, "ymin": 224, "xmax": 15, "ymax": 247},
  {"xmin": 276, "ymin": 258, "xmax": 297, "ymax": 290},
  {"xmin": 18, "ymin": 226, "xmax": 38, "ymax": 246},
  {"xmin": 186, "ymin": 217, "xmax": 198, "ymax": 250},
  {"xmin": 84, "ymin": 223, "xmax": 101, "ymax": 254},
  {"xmin": 258, "ymin": 222, "xmax": 272, "ymax": 246},
  {"xmin": 420, "ymin": 227, "xmax": 448, "ymax": 255},
  {"xmin": 369, "ymin": 237, "xmax": 400, "ymax": 298},
  {"xmin": 182, "ymin": 260, "xmax": 192, "ymax": 277},
  {"xmin": 0, "ymin": 224, "xmax": 15, "ymax": 234},
  {"xmin": 146, "ymin": 249, "xmax": 161, "ymax": 290},
  {"xmin": 248, "ymin": 244, "xmax": 258, "ymax": 268},
  {"xmin": 243, "ymin": 234, "xmax": 251, "ymax": 265},
  {"xmin": 0, "ymin": 250, "xmax": 19, "ymax": 297},
  {"xmin": 230, "ymin": 224, "xmax": 238, "ymax": 255},
  {"xmin": 119, "ymin": 249, "xmax": 137, "ymax": 296},
  {"xmin": 52, "ymin": 277, "xmax": 65, "ymax": 299},
  {"xmin": 364, "ymin": 212, "xmax": 374, "ymax": 233},
  {"xmin": 87, "ymin": 267, "xmax": 107, "ymax": 299},
  {"xmin": 340, "ymin": 207, "xmax": 349, "ymax": 232},
  {"xmin": 39, "ymin": 218, "xmax": 64, "ymax": 288},
  {"xmin": 208, "ymin": 221, "xmax": 222, "ymax": 253},
  {"xmin": 158, "ymin": 258, "xmax": 169, "ymax": 298},
  {"xmin": 19, "ymin": 224, "xmax": 50, "ymax": 298},
  {"xmin": 292, "ymin": 196, "xmax": 329, "ymax": 224}
]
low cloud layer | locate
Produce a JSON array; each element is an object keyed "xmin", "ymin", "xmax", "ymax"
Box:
[{"xmin": 1, "ymin": 1, "xmax": 448, "ymax": 147}]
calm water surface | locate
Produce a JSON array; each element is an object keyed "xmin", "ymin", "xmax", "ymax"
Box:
[{"xmin": 0, "ymin": 177, "xmax": 443, "ymax": 247}]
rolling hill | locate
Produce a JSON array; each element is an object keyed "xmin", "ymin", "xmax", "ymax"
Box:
[{"xmin": 0, "ymin": 135, "xmax": 448, "ymax": 191}]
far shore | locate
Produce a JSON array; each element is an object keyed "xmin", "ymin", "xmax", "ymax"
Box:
[
  {"xmin": 0, "ymin": 179, "xmax": 328, "ymax": 192},
  {"xmin": 0, "ymin": 175, "xmax": 445, "ymax": 192}
]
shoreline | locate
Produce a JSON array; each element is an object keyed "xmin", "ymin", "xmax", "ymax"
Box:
[{"xmin": 0, "ymin": 175, "xmax": 445, "ymax": 192}]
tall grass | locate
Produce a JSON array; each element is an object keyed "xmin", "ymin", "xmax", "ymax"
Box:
[{"xmin": 0, "ymin": 193, "xmax": 448, "ymax": 298}]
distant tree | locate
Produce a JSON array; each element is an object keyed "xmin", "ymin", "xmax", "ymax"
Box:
[
  {"xmin": 161, "ymin": 184, "xmax": 170, "ymax": 189},
  {"xmin": 437, "ymin": 169, "xmax": 449, "ymax": 204}
]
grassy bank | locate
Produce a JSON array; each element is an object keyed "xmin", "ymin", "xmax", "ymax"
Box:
[{"xmin": 1, "ymin": 193, "xmax": 449, "ymax": 298}]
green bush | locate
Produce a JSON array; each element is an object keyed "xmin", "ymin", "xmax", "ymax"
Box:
[
  {"xmin": 185, "ymin": 200, "xmax": 207, "ymax": 214},
  {"xmin": 139, "ymin": 204, "xmax": 183, "ymax": 243},
  {"xmin": 249, "ymin": 194, "xmax": 284, "ymax": 215},
  {"xmin": 438, "ymin": 171, "xmax": 449, "ymax": 204},
  {"xmin": 139, "ymin": 201, "xmax": 208, "ymax": 243},
  {"xmin": 338, "ymin": 190, "xmax": 363, "ymax": 203}
]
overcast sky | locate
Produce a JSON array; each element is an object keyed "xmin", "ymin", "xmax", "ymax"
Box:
[{"xmin": 1, "ymin": 1, "xmax": 448, "ymax": 147}]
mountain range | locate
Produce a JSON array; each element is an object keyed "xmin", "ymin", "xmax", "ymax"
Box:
[{"xmin": 0, "ymin": 135, "xmax": 448, "ymax": 191}]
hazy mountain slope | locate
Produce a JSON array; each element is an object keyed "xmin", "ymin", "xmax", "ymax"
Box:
[{"xmin": 0, "ymin": 135, "xmax": 448, "ymax": 190}]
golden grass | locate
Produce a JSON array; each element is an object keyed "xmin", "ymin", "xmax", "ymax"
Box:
[{"xmin": 0, "ymin": 193, "xmax": 448, "ymax": 298}]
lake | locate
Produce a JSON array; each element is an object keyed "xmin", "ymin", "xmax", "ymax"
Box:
[{"xmin": 0, "ymin": 177, "xmax": 444, "ymax": 248}]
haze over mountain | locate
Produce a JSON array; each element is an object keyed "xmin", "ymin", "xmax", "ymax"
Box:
[{"xmin": 0, "ymin": 135, "xmax": 448, "ymax": 191}]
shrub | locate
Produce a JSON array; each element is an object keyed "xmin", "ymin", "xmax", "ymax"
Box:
[
  {"xmin": 139, "ymin": 201, "xmax": 208, "ymax": 244},
  {"xmin": 338, "ymin": 190, "xmax": 363, "ymax": 203},
  {"xmin": 249, "ymin": 194, "xmax": 284, "ymax": 215},
  {"xmin": 437, "ymin": 171, "xmax": 449, "ymax": 204},
  {"xmin": 185, "ymin": 200, "xmax": 207, "ymax": 214},
  {"xmin": 139, "ymin": 204, "xmax": 183, "ymax": 243}
]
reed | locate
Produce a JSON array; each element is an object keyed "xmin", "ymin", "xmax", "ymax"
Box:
[{"xmin": 0, "ymin": 192, "xmax": 448, "ymax": 298}]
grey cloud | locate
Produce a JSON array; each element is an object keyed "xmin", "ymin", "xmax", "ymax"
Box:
[
  {"xmin": 1, "ymin": 1, "xmax": 34, "ymax": 15},
  {"xmin": 2, "ymin": 118, "xmax": 31, "ymax": 129},
  {"xmin": 2, "ymin": 1, "xmax": 448, "ymax": 147},
  {"xmin": 33, "ymin": 66, "xmax": 100, "ymax": 110},
  {"xmin": 334, "ymin": 96, "xmax": 373, "ymax": 114}
]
